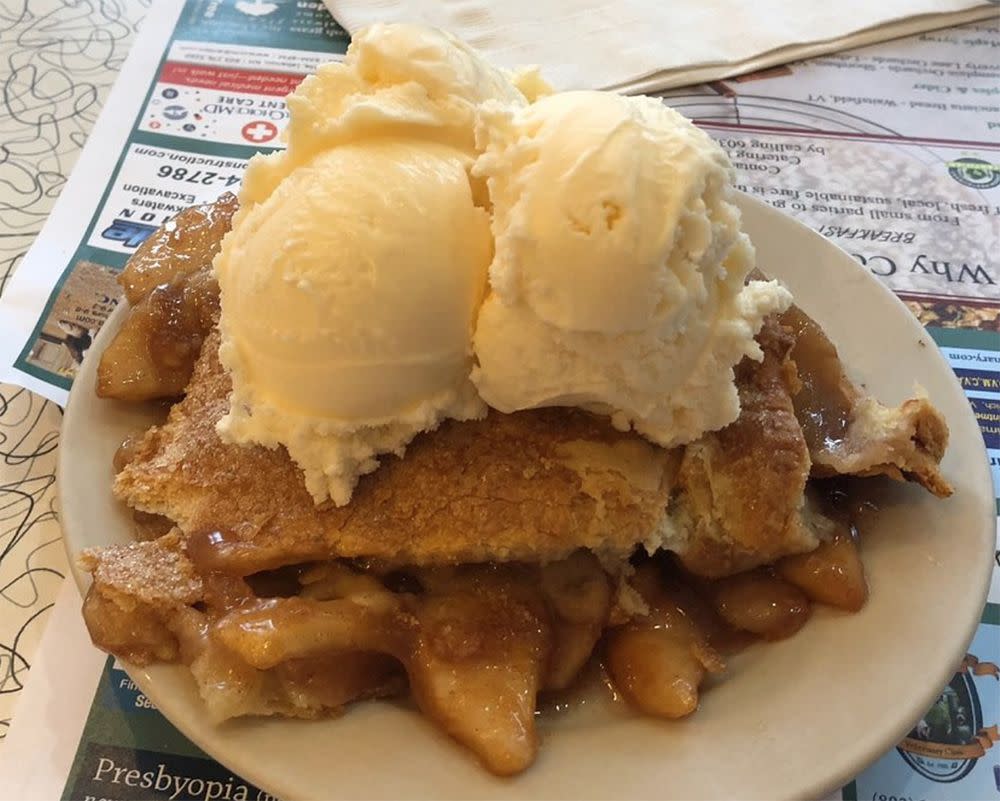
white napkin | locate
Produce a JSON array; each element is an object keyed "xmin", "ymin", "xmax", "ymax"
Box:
[{"xmin": 322, "ymin": 0, "xmax": 997, "ymax": 93}]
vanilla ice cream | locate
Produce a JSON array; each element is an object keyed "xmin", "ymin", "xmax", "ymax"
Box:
[
  {"xmin": 213, "ymin": 23, "xmax": 530, "ymax": 505},
  {"xmin": 216, "ymin": 23, "xmax": 792, "ymax": 506},
  {"xmin": 239, "ymin": 23, "xmax": 547, "ymax": 211},
  {"xmin": 471, "ymin": 91, "xmax": 792, "ymax": 446},
  {"xmin": 217, "ymin": 139, "xmax": 492, "ymax": 505}
]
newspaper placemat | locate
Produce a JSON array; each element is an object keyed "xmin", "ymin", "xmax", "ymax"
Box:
[{"xmin": 0, "ymin": 3, "xmax": 996, "ymax": 800}]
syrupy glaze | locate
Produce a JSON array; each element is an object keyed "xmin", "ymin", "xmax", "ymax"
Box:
[
  {"xmin": 778, "ymin": 304, "xmax": 855, "ymax": 454},
  {"xmin": 131, "ymin": 510, "xmax": 174, "ymax": 541},
  {"xmin": 774, "ymin": 477, "xmax": 879, "ymax": 612},
  {"xmin": 97, "ymin": 195, "xmax": 235, "ymax": 402},
  {"xmin": 274, "ymin": 652, "xmax": 405, "ymax": 711},
  {"xmin": 186, "ymin": 529, "xmax": 241, "ymax": 573},
  {"xmin": 244, "ymin": 564, "xmax": 311, "ymax": 598},
  {"xmin": 114, "ymin": 430, "xmax": 881, "ymax": 726},
  {"xmin": 185, "ymin": 527, "xmax": 316, "ymax": 576},
  {"xmin": 536, "ymin": 480, "xmax": 878, "ymax": 718},
  {"xmin": 536, "ymin": 658, "xmax": 623, "ymax": 717},
  {"xmin": 144, "ymin": 269, "xmax": 219, "ymax": 375},
  {"xmin": 129, "ymin": 481, "xmax": 873, "ymax": 719},
  {"xmin": 113, "ymin": 433, "xmax": 144, "ymax": 473},
  {"xmin": 536, "ymin": 561, "xmax": 796, "ymax": 718},
  {"xmin": 817, "ymin": 476, "xmax": 882, "ymax": 522},
  {"xmin": 118, "ymin": 193, "xmax": 237, "ymax": 304},
  {"xmin": 749, "ymin": 268, "xmax": 855, "ymax": 456}
]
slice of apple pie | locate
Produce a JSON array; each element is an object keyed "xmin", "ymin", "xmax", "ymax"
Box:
[{"xmin": 80, "ymin": 195, "xmax": 950, "ymax": 775}]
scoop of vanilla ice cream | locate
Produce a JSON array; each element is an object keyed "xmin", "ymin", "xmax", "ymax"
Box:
[
  {"xmin": 216, "ymin": 140, "xmax": 492, "ymax": 505},
  {"xmin": 471, "ymin": 90, "xmax": 792, "ymax": 446},
  {"xmin": 215, "ymin": 23, "xmax": 538, "ymax": 506},
  {"xmin": 240, "ymin": 23, "xmax": 547, "ymax": 210}
]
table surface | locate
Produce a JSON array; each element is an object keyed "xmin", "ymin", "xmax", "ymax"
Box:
[{"xmin": 0, "ymin": 0, "xmax": 150, "ymax": 745}]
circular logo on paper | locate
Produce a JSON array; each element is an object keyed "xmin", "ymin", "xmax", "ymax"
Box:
[
  {"xmin": 163, "ymin": 105, "xmax": 188, "ymax": 121},
  {"xmin": 162, "ymin": 87, "xmax": 179, "ymax": 100},
  {"xmin": 241, "ymin": 120, "xmax": 278, "ymax": 144},
  {"xmin": 896, "ymin": 659, "xmax": 993, "ymax": 783},
  {"xmin": 947, "ymin": 157, "xmax": 1000, "ymax": 190}
]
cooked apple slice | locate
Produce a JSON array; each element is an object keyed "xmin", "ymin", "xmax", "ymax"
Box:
[
  {"xmin": 710, "ymin": 570, "xmax": 811, "ymax": 640},
  {"xmin": 97, "ymin": 194, "xmax": 236, "ymax": 401},
  {"xmin": 605, "ymin": 563, "xmax": 724, "ymax": 719},
  {"xmin": 606, "ymin": 625, "xmax": 720, "ymax": 719},
  {"xmin": 274, "ymin": 652, "xmax": 405, "ymax": 711},
  {"xmin": 119, "ymin": 193, "xmax": 237, "ymax": 303},
  {"xmin": 408, "ymin": 567, "xmax": 550, "ymax": 776},
  {"xmin": 539, "ymin": 551, "xmax": 611, "ymax": 690},
  {"xmin": 776, "ymin": 533, "xmax": 867, "ymax": 612},
  {"xmin": 217, "ymin": 564, "xmax": 552, "ymax": 775},
  {"xmin": 212, "ymin": 596, "xmax": 409, "ymax": 669}
]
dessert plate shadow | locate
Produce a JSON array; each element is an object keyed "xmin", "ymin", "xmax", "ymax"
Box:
[{"xmin": 59, "ymin": 194, "xmax": 995, "ymax": 801}]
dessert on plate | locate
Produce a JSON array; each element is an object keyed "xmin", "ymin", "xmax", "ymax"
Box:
[{"xmin": 80, "ymin": 24, "xmax": 951, "ymax": 776}]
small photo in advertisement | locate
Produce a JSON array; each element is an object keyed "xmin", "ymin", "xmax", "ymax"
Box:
[
  {"xmin": 903, "ymin": 296, "xmax": 1000, "ymax": 331},
  {"xmin": 23, "ymin": 260, "xmax": 121, "ymax": 380},
  {"xmin": 847, "ymin": 611, "xmax": 1000, "ymax": 801}
]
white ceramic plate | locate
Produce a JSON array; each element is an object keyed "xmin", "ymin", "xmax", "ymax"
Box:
[{"xmin": 60, "ymin": 195, "xmax": 995, "ymax": 801}]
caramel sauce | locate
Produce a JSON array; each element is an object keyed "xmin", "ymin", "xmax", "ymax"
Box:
[
  {"xmin": 750, "ymin": 269, "xmax": 854, "ymax": 455},
  {"xmin": 145, "ymin": 270, "xmax": 219, "ymax": 377},
  {"xmin": 536, "ymin": 658, "xmax": 623, "ymax": 717},
  {"xmin": 109, "ymin": 462, "xmax": 877, "ymax": 729},
  {"xmin": 174, "ymin": 491, "xmax": 874, "ymax": 724},
  {"xmin": 274, "ymin": 653, "xmax": 405, "ymax": 710},
  {"xmin": 536, "ymin": 482, "xmax": 876, "ymax": 718},
  {"xmin": 778, "ymin": 304, "xmax": 855, "ymax": 453},
  {"xmin": 245, "ymin": 564, "xmax": 311, "ymax": 598},
  {"xmin": 186, "ymin": 529, "xmax": 241, "ymax": 573},
  {"xmin": 119, "ymin": 193, "xmax": 236, "ymax": 304},
  {"xmin": 818, "ymin": 477, "xmax": 882, "ymax": 522},
  {"xmin": 113, "ymin": 433, "xmax": 143, "ymax": 473},
  {"xmin": 97, "ymin": 194, "xmax": 234, "ymax": 401},
  {"xmin": 202, "ymin": 570, "xmax": 256, "ymax": 611},
  {"xmin": 774, "ymin": 478, "xmax": 877, "ymax": 612},
  {"xmin": 131, "ymin": 510, "xmax": 174, "ymax": 541},
  {"xmin": 654, "ymin": 564, "xmax": 756, "ymax": 656}
]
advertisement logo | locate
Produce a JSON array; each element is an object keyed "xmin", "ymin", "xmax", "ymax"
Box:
[
  {"xmin": 947, "ymin": 158, "xmax": 1000, "ymax": 190},
  {"xmin": 101, "ymin": 218, "xmax": 159, "ymax": 249},
  {"xmin": 897, "ymin": 654, "xmax": 999, "ymax": 783},
  {"xmin": 241, "ymin": 120, "xmax": 278, "ymax": 144}
]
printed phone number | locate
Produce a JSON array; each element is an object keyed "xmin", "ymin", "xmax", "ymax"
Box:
[
  {"xmin": 870, "ymin": 794, "xmax": 927, "ymax": 801},
  {"xmin": 156, "ymin": 165, "xmax": 241, "ymax": 187}
]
